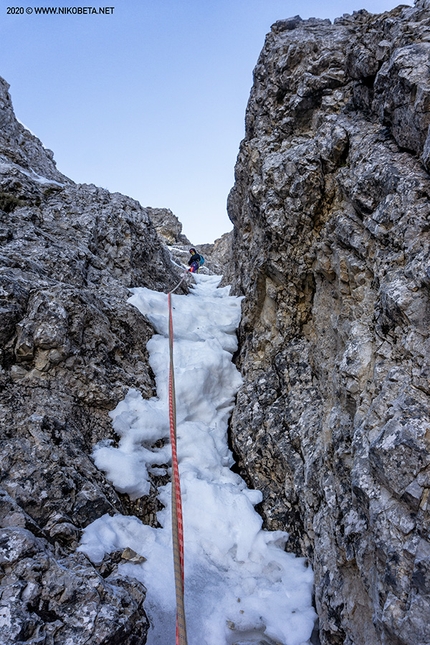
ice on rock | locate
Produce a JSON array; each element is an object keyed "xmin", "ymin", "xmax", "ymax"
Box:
[{"xmin": 79, "ymin": 274, "xmax": 317, "ymax": 645}]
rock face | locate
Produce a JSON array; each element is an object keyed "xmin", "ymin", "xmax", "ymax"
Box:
[
  {"xmin": 147, "ymin": 207, "xmax": 191, "ymax": 246},
  {"xmin": 0, "ymin": 76, "xmax": 184, "ymax": 643},
  {"xmin": 197, "ymin": 231, "xmax": 234, "ymax": 276},
  {"xmin": 227, "ymin": 3, "xmax": 430, "ymax": 645}
]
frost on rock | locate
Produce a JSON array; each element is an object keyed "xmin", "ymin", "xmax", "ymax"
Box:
[{"xmin": 80, "ymin": 275, "xmax": 317, "ymax": 645}]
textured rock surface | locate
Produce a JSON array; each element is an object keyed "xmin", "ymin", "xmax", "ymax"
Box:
[
  {"xmin": 198, "ymin": 231, "xmax": 234, "ymax": 277},
  {"xmin": 0, "ymin": 75, "xmax": 184, "ymax": 643},
  {"xmin": 147, "ymin": 207, "xmax": 191, "ymax": 246},
  {"xmin": 227, "ymin": 3, "xmax": 430, "ymax": 645}
]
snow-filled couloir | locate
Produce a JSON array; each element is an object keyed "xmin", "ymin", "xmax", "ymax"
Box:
[{"xmin": 78, "ymin": 274, "xmax": 316, "ymax": 645}]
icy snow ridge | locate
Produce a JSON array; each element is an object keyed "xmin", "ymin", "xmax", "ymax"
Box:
[{"xmin": 79, "ymin": 274, "xmax": 316, "ymax": 645}]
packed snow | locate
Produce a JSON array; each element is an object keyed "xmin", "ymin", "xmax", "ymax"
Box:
[{"xmin": 79, "ymin": 274, "xmax": 316, "ymax": 645}]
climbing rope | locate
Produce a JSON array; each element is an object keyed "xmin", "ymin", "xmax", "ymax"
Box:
[
  {"xmin": 169, "ymin": 271, "xmax": 189, "ymax": 294},
  {"xmin": 167, "ymin": 289, "xmax": 188, "ymax": 645}
]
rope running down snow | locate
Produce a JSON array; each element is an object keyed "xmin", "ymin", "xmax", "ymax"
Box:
[
  {"xmin": 167, "ymin": 288, "xmax": 188, "ymax": 645},
  {"xmin": 169, "ymin": 271, "xmax": 188, "ymax": 294}
]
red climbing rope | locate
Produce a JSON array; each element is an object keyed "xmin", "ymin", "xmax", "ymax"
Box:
[{"xmin": 167, "ymin": 291, "xmax": 188, "ymax": 645}]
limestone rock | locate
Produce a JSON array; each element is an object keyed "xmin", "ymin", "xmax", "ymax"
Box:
[
  {"xmin": 227, "ymin": 4, "xmax": 430, "ymax": 645},
  {"xmin": 0, "ymin": 77, "xmax": 69, "ymax": 185},
  {"xmin": 198, "ymin": 231, "xmax": 233, "ymax": 277},
  {"xmin": 0, "ymin": 75, "xmax": 184, "ymax": 643},
  {"xmin": 0, "ymin": 526, "xmax": 148, "ymax": 644},
  {"xmin": 147, "ymin": 207, "xmax": 191, "ymax": 245}
]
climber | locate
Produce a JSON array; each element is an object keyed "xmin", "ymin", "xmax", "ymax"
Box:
[{"xmin": 188, "ymin": 248, "xmax": 202, "ymax": 273}]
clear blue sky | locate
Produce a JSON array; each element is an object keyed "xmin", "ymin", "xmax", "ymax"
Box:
[{"xmin": 1, "ymin": 0, "xmax": 411, "ymax": 243}]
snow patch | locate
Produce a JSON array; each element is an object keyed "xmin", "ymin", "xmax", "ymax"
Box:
[{"xmin": 0, "ymin": 160, "xmax": 64, "ymax": 187}]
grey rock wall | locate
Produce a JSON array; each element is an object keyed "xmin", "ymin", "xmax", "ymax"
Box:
[
  {"xmin": 197, "ymin": 231, "xmax": 234, "ymax": 276},
  {"xmin": 227, "ymin": 3, "xmax": 430, "ymax": 644},
  {"xmin": 0, "ymin": 76, "xmax": 183, "ymax": 643},
  {"xmin": 147, "ymin": 207, "xmax": 191, "ymax": 246}
]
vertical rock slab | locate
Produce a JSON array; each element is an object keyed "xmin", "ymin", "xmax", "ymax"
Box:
[{"xmin": 227, "ymin": 4, "xmax": 430, "ymax": 645}]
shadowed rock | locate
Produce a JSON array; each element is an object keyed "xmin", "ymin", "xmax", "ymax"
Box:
[
  {"xmin": 227, "ymin": 2, "xmax": 430, "ymax": 644},
  {"xmin": 0, "ymin": 75, "xmax": 184, "ymax": 644}
]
